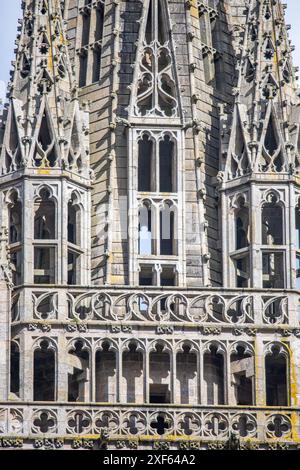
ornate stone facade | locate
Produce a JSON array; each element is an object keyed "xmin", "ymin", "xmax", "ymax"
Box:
[{"xmin": 0, "ymin": 0, "xmax": 300, "ymax": 450}]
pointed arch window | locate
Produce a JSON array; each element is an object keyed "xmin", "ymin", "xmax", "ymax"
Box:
[
  {"xmin": 159, "ymin": 135, "xmax": 176, "ymax": 192},
  {"xmin": 139, "ymin": 202, "xmax": 153, "ymax": 255},
  {"xmin": 67, "ymin": 192, "xmax": 83, "ymax": 285},
  {"xmin": 261, "ymin": 193, "xmax": 285, "ymax": 289},
  {"xmin": 138, "ymin": 134, "xmax": 155, "ymax": 192},
  {"xmin": 33, "ymin": 339, "xmax": 56, "ymax": 401},
  {"xmin": 265, "ymin": 344, "xmax": 289, "ymax": 406},
  {"xmin": 7, "ymin": 191, "xmax": 22, "ymax": 285},
  {"xmin": 230, "ymin": 195, "xmax": 250, "ymax": 288},
  {"xmin": 160, "ymin": 202, "xmax": 176, "ymax": 256},
  {"xmin": 34, "ymin": 188, "xmax": 56, "ymax": 240}
]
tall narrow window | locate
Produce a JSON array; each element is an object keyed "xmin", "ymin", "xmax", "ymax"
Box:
[
  {"xmin": 230, "ymin": 345, "xmax": 254, "ymax": 406},
  {"xmin": 262, "ymin": 252, "xmax": 284, "ymax": 289},
  {"xmin": 139, "ymin": 203, "xmax": 153, "ymax": 255},
  {"xmin": 9, "ymin": 195, "xmax": 22, "ymax": 244},
  {"xmin": 34, "ymin": 188, "xmax": 56, "ymax": 240},
  {"xmin": 10, "ymin": 341, "xmax": 20, "ymax": 397},
  {"xmin": 160, "ymin": 203, "xmax": 176, "ymax": 255},
  {"xmin": 34, "ymin": 247, "xmax": 56, "ymax": 284},
  {"xmin": 176, "ymin": 345, "xmax": 198, "ymax": 404},
  {"xmin": 122, "ymin": 343, "xmax": 144, "ymax": 404},
  {"xmin": 68, "ymin": 340, "xmax": 89, "ymax": 402},
  {"xmin": 95, "ymin": 343, "xmax": 117, "ymax": 403},
  {"xmin": 138, "ymin": 134, "xmax": 154, "ymax": 192},
  {"xmin": 95, "ymin": 4, "xmax": 104, "ymax": 42},
  {"xmin": 34, "ymin": 340, "xmax": 55, "ymax": 401},
  {"xmin": 159, "ymin": 135, "xmax": 175, "ymax": 192},
  {"xmin": 203, "ymin": 345, "xmax": 225, "ymax": 405},
  {"xmin": 8, "ymin": 192, "xmax": 22, "ymax": 285},
  {"xmin": 262, "ymin": 200, "xmax": 283, "ymax": 245},
  {"xmin": 236, "ymin": 204, "xmax": 249, "ymax": 250},
  {"xmin": 265, "ymin": 345, "xmax": 289, "ymax": 406},
  {"xmin": 67, "ymin": 193, "xmax": 82, "ymax": 285},
  {"xmin": 81, "ymin": 11, "xmax": 91, "ymax": 47},
  {"xmin": 79, "ymin": 53, "xmax": 88, "ymax": 87},
  {"xmin": 149, "ymin": 344, "xmax": 171, "ymax": 404}
]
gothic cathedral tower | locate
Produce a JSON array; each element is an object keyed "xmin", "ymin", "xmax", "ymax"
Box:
[{"xmin": 0, "ymin": 0, "xmax": 300, "ymax": 450}]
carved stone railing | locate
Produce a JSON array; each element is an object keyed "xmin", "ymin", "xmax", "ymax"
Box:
[
  {"xmin": 12, "ymin": 286, "xmax": 300, "ymax": 327},
  {"xmin": 0, "ymin": 404, "xmax": 298, "ymax": 443}
]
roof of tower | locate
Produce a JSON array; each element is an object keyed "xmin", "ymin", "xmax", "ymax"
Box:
[
  {"xmin": 220, "ymin": 0, "xmax": 300, "ymax": 179},
  {"xmin": 0, "ymin": 0, "xmax": 90, "ymax": 179}
]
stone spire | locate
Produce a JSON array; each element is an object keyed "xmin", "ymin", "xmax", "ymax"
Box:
[
  {"xmin": 0, "ymin": 0, "xmax": 90, "ymax": 178},
  {"xmin": 220, "ymin": 0, "xmax": 299, "ymax": 179}
]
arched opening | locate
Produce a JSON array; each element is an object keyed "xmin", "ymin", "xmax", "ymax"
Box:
[
  {"xmin": 159, "ymin": 135, "xmax": 175, "ymax": 192},
  {"xmin": 9, "ymin": 193, "xmax": 22, "ymax": 244},
  {"xmin": 139, "ymin": 203, "xmax": 153, "ymax": 255},
  {"xmin": 149, "ymin": 344, "xmax": 171, "ymax": 404},
  {"xmin": 68, "ymin": 199, "xmax": 80, "ymax": 245},
  {"xmin": 262, "ymin": 198, "xmax": 283, "ymax": 246},
  {"xmin": 81, "ymin": 10, "xmax": 90, "ymax": 47},
  {"xmin": 122, "ymin": 343, "xmax": 144, "ymax": 404},
  {"xmin": 68, "ymin": 340, "xmax": 90, "ymax": 402},
  {"xmin": 203, "ymin": 345, "xmax": 225, "ymax": 405},
  {"xmin": 160, "ymin": 202, "xmax": 176, "ymax": 255},
  {"xmin": 230, "ymin": 345, "xmax": 254, "ymax": 405},
  {"xmin": 10, "ymin": 341, "xmax": 20, "ymax": 397},
  {"xmin": 265, "ymin": 345, "xmax": 289, "ymax": 406},
  {"xmin": 95, "ymin": 343, "xmax": 117, "ymax": 403},
  {"xmin": 236, "ymin": 203, "xmax": 249, "ymax": 250},
  {"xmin": 33, "ymin": 340, "xmax": 55, "ymax": 401},
  {"xmin": 138, "ymin": 134, "xmax": 154, "ymax": 192},
  {"xmin": 176, "ymin": 345, "xmax": 198, "ymax": 404},
  {"xmin": 34, "ymin": 188, "xmax": 56, "ymax": 240}
]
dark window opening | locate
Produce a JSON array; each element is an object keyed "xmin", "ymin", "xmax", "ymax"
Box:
[
  {"xmin": 9, "ymin": 198, "xmax": 22, "ymax": 244},
  {"xmin": 235, "ymin": 256, "xmax": 250, "ymax": 288},
  {"xmin": 81, "ymin": 12, "xmax": 91, "ymax": 47},
  {"xmin": 79, "ymin": 54, "xmax": 87, "ymax": 87},
  {"xmin": 231, "ymin": 346, "xmax": 254, "ymax": 406},
  {"xmin": 34, "ymin": 189, "xmax": 56, "ymax": 240},
  {"xmin": 10, "ymin": 248, "xmax": 22, "ymax": 286},
  {"xmin": 10, "ymin": 341, "xmax": 20, "ymax": 396},
  {"xmin": 150, "ymin": 384, "xmax": 170, "ymax": 404},
  {"xmin": 68, "ymin": 250, "xmax": 80, "ymax": 285},
  {"xmin": 262, "ymin": 203, "xmax": 283, "ymax": 245},
  {"xmin": 262, "ymin": 252, "xmax": 284, "ymax": 289},
  {"xmin": 265, "ymin": 346, "xmax": 288, "ymax": 406},
  {"xmin": 159, "ymin": 136, "xmax": 175, "ymax": 192},
  {"xmin": 138, "ymin": 134, "xmax": 154, "ymax": 192},
  {"xmin": 34, "ymin": 247, "xmax": 55, "ymax": 284},
  {"xmin": 139, "ymin": 266, "xmax": 154, "ymax": 286},
  {"xmin": 34, "ymin": 340, "xmax": 55, "ymax": 401},
  {"xmin": 160, "ymin": 206, "xmax": 175, "ymax": 255},
  {"xmin": 68, "ymin": 341, "xmax": 89, "ymax": 402}
]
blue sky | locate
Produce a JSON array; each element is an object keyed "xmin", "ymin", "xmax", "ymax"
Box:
[{"xmin": 0, "ymin": 0, "xmax": 300, "ymax": 103}]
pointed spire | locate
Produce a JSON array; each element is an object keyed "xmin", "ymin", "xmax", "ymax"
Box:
[
  {"xmin": 0, "ymin": 0, "xmax": 90, "ymax": 178},
  {"xmin": 129, "ymin": 0, "xmax": 182, "ymax": 120},
  {"xmin": 221, "ymin": 0, "xmax": 299, "ymax": 179}
]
